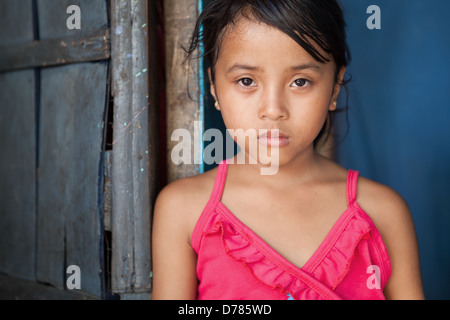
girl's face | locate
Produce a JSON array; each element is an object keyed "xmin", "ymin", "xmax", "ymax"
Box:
[{"xmin": 210, "ymin": 18, "xmax": 345, "ymax": 168}]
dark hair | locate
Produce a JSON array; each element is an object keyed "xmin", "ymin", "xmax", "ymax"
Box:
[{"xmin": 185, "ymin": 0, "xmax": 352, "ymax": 148}]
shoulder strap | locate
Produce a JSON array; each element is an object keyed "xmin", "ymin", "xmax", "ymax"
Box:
[
  {"xmin": 190, "ymin": 160, "xmax": 229, "ymax": 253},
  {"xmin": 346, "ymin": 169, "xmax": 360, "ymax": 207},
  {"xmin": 209, "ymin": 159, "xmax": 229, "ymax": 204}
]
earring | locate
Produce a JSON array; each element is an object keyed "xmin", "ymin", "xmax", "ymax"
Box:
[
  {"xmin": 215, "ymin": 101, "xmax": 221, "ymax": 111},
  {"xmin": 331, "ymin": 101, "xmax": 337, "ymax": 109}
]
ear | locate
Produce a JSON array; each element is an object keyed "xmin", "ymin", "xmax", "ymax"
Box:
[
  {"xmin": 207, "ymin": 68, "xmax": 217, "ymax": 101},
  {"xmin": 329, "ymin": 67, "xmax": 346, "ymax": 111}
]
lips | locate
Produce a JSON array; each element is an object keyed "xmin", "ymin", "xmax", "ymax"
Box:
[{"xmin": 258, "ymin": 129, "xmax": 290, "ymax": 147}]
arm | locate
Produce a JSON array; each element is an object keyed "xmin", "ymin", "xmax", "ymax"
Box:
[
  {"xmin": 359, "ymin": 179, "xmax": 425, "ymax": 300},
  {"xmin": 151, "ymin": 183, "xmax": 198, "ymax": 300},
  {"xmin": 380, "ymin": 192, "xmax": 425, "ymax": 299}
]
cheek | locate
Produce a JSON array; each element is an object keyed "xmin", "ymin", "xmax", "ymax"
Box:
[
  {"xmin": 291, "ymin": 93, "xmax": 330, "ymax": 121},
  {"xmin": 218, "ymin": 97, "xmax": 254, "ymax": 130},
  {"xmin": 289, "ymin": 97, "xmax": 331, "ymax": 139},
  {"xmin": 221, "ymin": 109, "xmax": 249, "ymax": 133}
]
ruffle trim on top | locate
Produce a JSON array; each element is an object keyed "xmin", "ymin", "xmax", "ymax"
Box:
[
  {"xmin": 307, "ymin": 213, "xmax": 373, "ymax": 290},
  {"xmin": 202, "ymin": 216, "xmax": 347, "ymax": 300}
]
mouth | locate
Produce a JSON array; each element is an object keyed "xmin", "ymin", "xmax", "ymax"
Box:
[{"xmin": 258, "ymin": 129, "xmax": 290, "ymax": 147}]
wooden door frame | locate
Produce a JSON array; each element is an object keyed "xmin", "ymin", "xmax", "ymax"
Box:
[{"xmin": 110, "ymin": 0, "xmax": 155, "ymax": 299}]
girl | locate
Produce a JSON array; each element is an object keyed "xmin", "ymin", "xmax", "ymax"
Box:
[{"xmin": 152, "ymin": 0, "xmax": 424, "ymax": 300}]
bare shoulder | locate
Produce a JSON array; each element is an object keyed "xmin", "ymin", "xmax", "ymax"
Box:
[
  {"xmin": 153, "ymin": 167, "xmax": 218, "ymax": 242},
  {"xmin": 317, "ymin": 158, "xmax": 411, "ymax": 223},
  {"xmin": 152, "ymin": 168, "xmax": 218, "ymax": 299},
  {"xmin": 356, "ymin": 175, "xmax": 412, "ymax": 235},
  {"xmin": 355, "ymin": 174, "xmax": 424, "ymax": 299}
]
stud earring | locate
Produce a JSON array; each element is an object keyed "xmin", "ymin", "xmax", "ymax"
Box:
[{"xmin": 215, "ymin": 101, "xmax": 221, "ymax": 111}]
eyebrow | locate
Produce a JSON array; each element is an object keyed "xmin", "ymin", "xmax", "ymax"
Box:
[
  {"xmin": 225, "ymin": 64, "xmax": 260, "ymax": 74},
  {"xmin": 291, "ymin": 63, "xmax": 322, "ymax": 72},
  {"xmin": 225, "ymin": 63, "xmax": 322, "ymax": 74}
]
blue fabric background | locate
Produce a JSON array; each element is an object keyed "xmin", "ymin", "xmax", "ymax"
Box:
[{"xmin": 336, "ymin": 0, "xmax": 450, "ymax": 299}]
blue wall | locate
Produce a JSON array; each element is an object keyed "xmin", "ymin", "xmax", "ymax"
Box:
[{"xmin": 336, "ymin": 0, "xmax": 450, "ymax": 299}]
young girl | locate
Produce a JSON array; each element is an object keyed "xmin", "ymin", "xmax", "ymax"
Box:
[{"xmin": 152, "ymin": 0, "xmax": 424, "ymax": 300}]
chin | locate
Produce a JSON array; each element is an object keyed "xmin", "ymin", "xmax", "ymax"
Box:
[{"xmin": 249, "ymin": 149, "xmax": 294, "ymax": 169}]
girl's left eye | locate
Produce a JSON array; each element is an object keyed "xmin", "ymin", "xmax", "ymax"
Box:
[{"xmin": 291, "ymin": 78, "xmax": 310, "ymax": 88}]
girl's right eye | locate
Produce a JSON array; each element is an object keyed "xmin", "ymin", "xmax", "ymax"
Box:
[{"xmin": 237, "ymin": 78, "xmax": 256, "ymax": 87}]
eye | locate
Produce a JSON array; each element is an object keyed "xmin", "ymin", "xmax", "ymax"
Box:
[
  {"xmin": 291, "ymin": 78, "xmax": 310, "ymax": 88},
  {"xmin": 238, "ymin": 78, "xmax": 256, "ymax": 87}
]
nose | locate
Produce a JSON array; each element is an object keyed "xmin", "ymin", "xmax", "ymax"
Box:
[{"xmin": 258, "ymin": 85, "xmax": 289, "ymax": 121}]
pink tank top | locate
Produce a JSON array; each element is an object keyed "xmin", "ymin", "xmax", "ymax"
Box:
[{"xmin": 191, "ymin": 160, "xmax": 391, "ymax": 300}]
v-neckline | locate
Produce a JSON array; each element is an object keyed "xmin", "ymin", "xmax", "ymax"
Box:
[{"xmin": 216, "ymin": 199, "xmax": 357, "ymax": 277}]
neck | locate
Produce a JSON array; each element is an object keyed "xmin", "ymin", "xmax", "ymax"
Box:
[{"xmin": 227, "ymin": 147, "xmax": 324, "ymax": 190}]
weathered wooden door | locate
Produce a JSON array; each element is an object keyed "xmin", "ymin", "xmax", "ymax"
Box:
[
  {"xmin": 0, "ymin": 0, "xmax": 110, "ymax": 298},
  {"xmin": 0, "ymin": 0, "xmax": 157, "ymax": 299}
]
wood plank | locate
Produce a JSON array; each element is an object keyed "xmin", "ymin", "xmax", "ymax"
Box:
[
  {"xmin": 62, "ymin": 62, "xmax": 108, "ymax": 298},
  {"xmin": 0, "ymin": 0, "xmax": 34, "ymax": 45},
  {"xmin": 0, "ymin": 70, "xmax": 36, "ymax": 281},
  {"xmin": 110, "ymin": 0, "xmax": 152, "ymax": 295},
  {"xmin": 35, "ymin": 0, "xmax": 109, "ymax": 298},
  {"xmin": 0, "ymin": 0, "xmax": 36, "ymax": 281},
  {"xmin": 0, "ymin": 28, "xmax": 110, "ymax": 73},
  {"xmin": 37, "ymin": 62, "xmax": 108, "ymax": 297},
  {"xmin": 164, "ymin": 0, "xmax": 202, "ymax": 182}
]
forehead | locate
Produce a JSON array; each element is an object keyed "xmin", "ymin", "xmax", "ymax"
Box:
[{"xmin": 216, "ymin": 17, "xmax": 332, "ymax": 69}]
